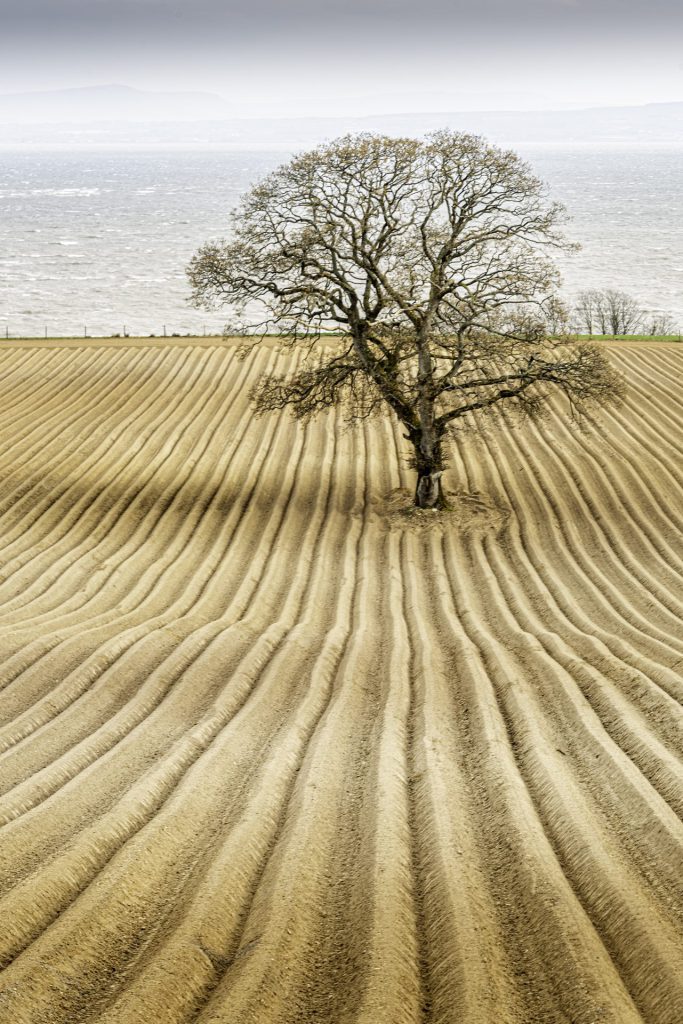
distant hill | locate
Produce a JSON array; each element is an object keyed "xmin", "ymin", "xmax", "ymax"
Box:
[
  {"xmin": 0, "ymin": 84, "xmax": 234, "ymax": 124},
  {"xmin": 1, "ymin": 88, "xmax": 682, "ymax": 147},
  {"xmin": 362, "ymin": 102, "xmax": 683, "ymax": 146}
]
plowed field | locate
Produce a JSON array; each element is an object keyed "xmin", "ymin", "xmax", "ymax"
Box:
[{"xmin": 0, "ymin": 337, "xmax": 681, "ymax": 1024}]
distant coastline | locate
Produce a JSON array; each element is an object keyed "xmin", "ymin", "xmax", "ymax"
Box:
[{"xmin": 2, "ymin": 91, "xmax": 683, "ymax": 149}]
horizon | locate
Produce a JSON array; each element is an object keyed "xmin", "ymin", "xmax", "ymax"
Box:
[
  {"xmin": 3, "ymin": 82, "xmax": 683, "ymax": 118},
  {"xmin": 2, "ymin": 83, "xmax": 683, "ymax": 143}
]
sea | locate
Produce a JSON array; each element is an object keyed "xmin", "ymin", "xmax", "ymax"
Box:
[{"xmin": 1, "ymin": 144, "xmax": 682, "ymax": 338}]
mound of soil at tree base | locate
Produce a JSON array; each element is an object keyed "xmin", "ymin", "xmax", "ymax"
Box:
[{"xmin": 379, "ymin": 487, "xmax": 511, "ymax": 533}]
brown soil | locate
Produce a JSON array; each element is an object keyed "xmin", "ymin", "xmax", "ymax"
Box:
[{"xmin": 0, "ymin": 338, "xmax": 681, "ymax": 1024}]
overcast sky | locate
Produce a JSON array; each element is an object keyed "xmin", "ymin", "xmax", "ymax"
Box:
[{"xmin": 1, "ymin": 0, "xmax": 682, "ymax": 117}]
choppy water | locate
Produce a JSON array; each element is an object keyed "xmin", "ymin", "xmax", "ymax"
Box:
[{"xmin": 1, "ymin": 145, "xmax": 682, "ymax": 337}]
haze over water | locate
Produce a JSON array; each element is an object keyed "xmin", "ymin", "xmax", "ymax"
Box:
[{"xmin": 1, "ymin": 143, "xmax": 682, "ymax": 338}]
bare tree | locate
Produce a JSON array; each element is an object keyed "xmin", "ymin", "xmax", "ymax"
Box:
[
  {"xmin": 603, "ymin": 289, "xmax": 643, "ymax": 335},
  {"xmin": 574, "ymin": 289, "xmax": 605, "ymax": 335},
  {"xmin": 542, "ymin": 296, "xmax": 572, "ymax": 336},
  {"xmin": 645, "ymin": 311, "xmax": 678, "ymax": 336},
  {"xmin": 189, "ymin": 132, "xmax": 624, "ymax": 508},
  {"xmin": 574, "ymin": 288, "xmax": 644, "ymax": 336}
]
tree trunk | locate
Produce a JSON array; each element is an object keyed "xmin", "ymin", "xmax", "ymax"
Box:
[
  {"xmin": 412, "ymin": 336, "xmax": 446, "ymax": 509},
  {"xmin": 415, "ymin": 468, "xmax": 444, "ymax": 509},
  {"xmin": 412, "ymin": 422, "xmax": 445, "ymax": 509}
]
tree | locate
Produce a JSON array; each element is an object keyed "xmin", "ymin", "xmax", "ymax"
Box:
[
  {"xmin": 188, "ymin": 132, "xmax": 624, "ymax": 508},
  {"xmin": 574, "ymin": 289, "xmax": 604, "ymax": 336},
  {"xmin": 542, "ymin": 296, "xmax": 572, "ymax": 336},
  {"xmin": 603, "ymin": 289, "xmax": 643, "ymax": 336},
  {"xmin": 574, "ymin": 288, "xmax": 644, "ymax": 336},
  {"xmin": 645, "ymin": 311, "xmax": 678, "ymax": 337}
]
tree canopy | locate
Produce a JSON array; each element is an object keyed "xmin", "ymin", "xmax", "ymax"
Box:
[{"xmin": 188, "ymin": 131, "xmax": 624, "ymax": 508}]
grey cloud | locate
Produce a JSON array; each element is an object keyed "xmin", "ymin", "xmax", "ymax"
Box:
[
  {"xmin": 3, "ymin": 0, "xmax": 681, "ymax": 39},
  {"xmin": 1, "ymin": 0, "xmax": 680, "ymax": 114}
]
